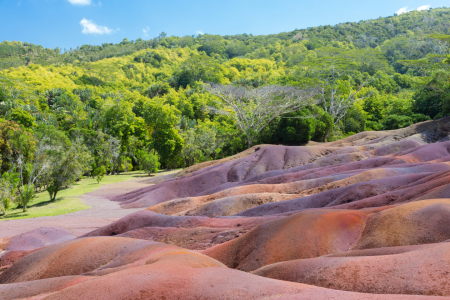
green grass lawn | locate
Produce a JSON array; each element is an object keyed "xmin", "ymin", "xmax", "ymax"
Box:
[{"xmin": 1, "ymin": 171, "xmax": 151, "ymax": 221}]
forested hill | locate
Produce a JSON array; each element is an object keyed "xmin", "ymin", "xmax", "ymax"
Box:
[
  {"xmin": 1, "ymin": 7, "xmax": 450, "ymax": 68},
  {"xmin": 0, "ymin": 7, "xmax": 450, "ymax": 200}
]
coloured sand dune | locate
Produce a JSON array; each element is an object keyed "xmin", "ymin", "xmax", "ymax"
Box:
[{"xmin": 2, "ymin": 117, "xmax": 450, "ymax": 299}]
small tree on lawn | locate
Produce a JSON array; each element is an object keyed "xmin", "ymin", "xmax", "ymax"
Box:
[
  {"xmin": 137, "ymin": 150, "xmax": 160, "ymax": 176},
  {"xmin": 15, "ymin": 159, "xmax": 43, "ymax": 212},
  {"xmin": 204, "ymin": 84, "xmax": 319, "ymax": 148},
  {"xmin": 94, "ymin": 165, "xmax": 106, "ymax": 184},
  {"xmin": 19, "ymin": 183, "xmax": 35, "ymax": 212}
]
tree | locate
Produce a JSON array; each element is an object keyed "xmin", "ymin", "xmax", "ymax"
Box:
[
  {"xmin": 137, "ymin": 150, "xmax": 160, "ymax": 176},
  {"xmin": 413, "ymin": 70, "xmax": 450, "ymax": 118},
  {"xmin": 101, "ymin": 98, "xmax": 139, "ymax": 152},
  {"xmin": 47, "ymin": 139, "xmax": 92, "ymax": 201},
  {"xmin": 204, "ymin": 84, "xmax": 319, "ymax": 147},
  {"xmin": 15, "ymin": 157, "xmax": 46, "ymax": 212},
  {"xmin": 98, "ymin": 136, "xmax": 121, "ymax": 175},
  {"xmin": 143, "ymin": 101, "xmax": 183, "ymax": 168},
  {"xmin": 277, "ymin": 107, "xmax": 334, "ymax": 144},
  {"xmin": 381, "ymin": 115, "xmax": 413, "ymax": 130},
  {"xmin": 370, "ymin": 70, "xmax": 399, "ymax": 93},
  {"xmin": 427, "ymin": 34, "xmax": 450, "ymax": 55},
  {"xmin": 317, "ymin": 68, "xmax": 371, "ymax": 128},
  {"xmin": 31, "ymin": 125, "xmax": 71, "ymax": 191},
  {"xmin": 18, "ymin": 183, "xmax": 35, "ymax": 212},
  {"xmin": 0, "ymin": 169, "xmax": 20, "ymax": 215},
  {"xmin": 94, "ymin": 165, "xmax": 106, "ymax": 184},
  {"xmin": 344, "ymin": 106, "xmax": 365, "ymax": 134},
  {"xmin": 178, "ymin": 55, "xmax": 222, "ymax": 87},
  {"xmin": 180, "ymin": 124, "xmax": 222, "ymax": 167},
  {"xmin": 0, "ymin": 120, "xmax": 35, "ymax": 174},
  {"xmin": 181, "ymin": 128, "xmax": 199, "ymax": 167},
  {"xmin": 10, "ymin": 109, "xmax": 36, "ymax": 128}
]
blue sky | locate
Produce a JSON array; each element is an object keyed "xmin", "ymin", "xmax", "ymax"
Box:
[{"xmin": 0, "ymin": 0, "xmax": 449, "ymax": 50}]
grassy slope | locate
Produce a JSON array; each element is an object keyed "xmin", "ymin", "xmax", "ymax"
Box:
[{"xmin": 1, "ymin": 171, "xmax": 148, "ymax": 221}]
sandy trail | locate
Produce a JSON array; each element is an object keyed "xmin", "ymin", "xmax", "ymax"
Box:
[{"xmin": 0, "ymin": 175, "xmax": 167, "ymax": 239}]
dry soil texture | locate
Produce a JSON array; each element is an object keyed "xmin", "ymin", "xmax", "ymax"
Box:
[{"xmin": 2, "ymin": 118, "xmax": 450, "ymax": 299}]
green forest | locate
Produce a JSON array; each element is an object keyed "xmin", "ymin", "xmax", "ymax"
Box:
[{"xmin": 1, "ymin": 7, "xmax": 450, "ymax": 215}]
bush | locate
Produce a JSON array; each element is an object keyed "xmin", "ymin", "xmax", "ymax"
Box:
[
  {"xmin": 119, "ymin": 157, "xmax": 133, "ymax": 173},
  {"xmin": 344, "ymin": 107, "xmax": 365, "ymax": 134},
  {"xmin": 19, "ymin": 184, "xmax": 35, "ymax": 212},
  {"xmin": 258, "ymin": 107, "xmax": 334, "ymax": 145},
  {"xmin": 10, "ymin": 109, "xmax": 36, "ymax": 128},
  {"xmin": 381, "ymin": 115, "xmax": 413, "ymax": 130},
  {"xmin": 94, "ymin": 166, "xmax": 106, "ymax": 184},
  {"xmin": 137, "ymin": 150, "xmax": 161, "ymax": 176}
]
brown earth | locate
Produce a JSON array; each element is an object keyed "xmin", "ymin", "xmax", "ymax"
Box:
[
  {"xmin": 253, "ymin": 242, "xmax": 450, "ymax": 296},
  {"xmin": 3, "ymin": 117, "xmax": 450, "ymax": 299}
]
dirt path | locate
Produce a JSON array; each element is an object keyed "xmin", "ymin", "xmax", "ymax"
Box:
[{"xmin": 0, "ymin": 174, "xmax": 171, "ymax": 239}]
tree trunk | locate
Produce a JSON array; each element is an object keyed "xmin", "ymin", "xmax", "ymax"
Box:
[
  {"xmin": 51, "ymin": 190, "xmax": 58, "ymax": 201},
  {"xmin": 247, "ymin": 137, "xmax": 253, "ymax": 149},
  {"xmin": 324, "ymin": 130, "xmax": 329, "ymax": 142}
]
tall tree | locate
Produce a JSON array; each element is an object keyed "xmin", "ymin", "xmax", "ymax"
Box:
[
  {"xmin": 46, "ymin": 138, "xmax": 92, "ymax": 201},
  {"xmin": 204, "ymin": 84, "xmax": 319, "ymax": 147},
  {"xmin": 143, "ymin": 101, "xmax": 183, "ymax": 168},
  {"xmin": 0, "ymin": 120, "xmax": 35, "ymax": 174}
]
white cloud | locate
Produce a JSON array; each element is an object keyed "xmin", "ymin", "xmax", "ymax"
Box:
[
  {"xmin": 396, "ymin": 5, "xmax": 432, "ymax": 15},
  {"xmin": 417, "ymin": 5, "xmax": 431, "ymax": 11},
  {"xmin": 396, "ymin": 7, "xmax": 410, "ymax": 15},
  {"xmin": 68, "ymin": 0, "xmax": 91, "ymax": 5},
  {"xmin": 80, "ymin": 18, "xmax": 114, "ymax": 35},
  {"xmin": 143, "ymin": 27, "xmax": 150, "ymax": 37},
  {"xmin": 196, "ymin": 31, "xmax": 204, "ymax": 35}
]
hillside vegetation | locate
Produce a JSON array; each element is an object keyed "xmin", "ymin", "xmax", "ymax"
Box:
[{"xmin": 0, "ymin": 7, "xmax": 450, "ymax": 215}]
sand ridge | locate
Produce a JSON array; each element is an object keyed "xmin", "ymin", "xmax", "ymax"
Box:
[{"xmin": 3, "ymin": 118, "xmax": 450, "ymax": 298}]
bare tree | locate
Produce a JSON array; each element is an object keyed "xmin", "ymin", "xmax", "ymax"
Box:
[
  {"xmin": 317, "ymin": 68, "xmax": 371, "ymax": 127},
  {"xmin": 204, "ymin": 84, "xmax": 319, "ymax": 147}
]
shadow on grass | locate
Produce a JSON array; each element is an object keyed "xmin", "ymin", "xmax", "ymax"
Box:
[
  {"xmin": 30, "ymin": 196, "xmax": 65, "ymax": 208},
  {"xmin": 1, "ymin": 196, "xmax": 65, "ymax": 220},
  {"xmin": 131, "ymin": 170, "xmax": 176, "ymax": 178}
]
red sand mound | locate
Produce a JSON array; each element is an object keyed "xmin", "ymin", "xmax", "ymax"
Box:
[
  {"xmin": 82, "ymin": 209, "xmax": 279, "ymax": 238},
  {"xmin": 253, "ymin": 242, "xmax": 450, "ymax": 296},
  {"xmin": 353, "ymin": 199, "xmax": 450, "ymax": 249},
  {"xmin": 203, "ymin": 199, "xmax": 450, "ymax": 272},
  {"xmin": 0, "ymin": 276, "xmax": 92, "ymax": 300},
  {"xmin": 0, "ymin": 237, "xmax": 224, "ymax": 284},
  {"xmin": 234, "ymin": 172, "xmax": 433, "ymax": 217},
  {"xmin": 119, "ymin": 142, "xmax": 450, "ymax": 222},
  {"xmin": 115, "ymin": 226, "xmax": 252, "ymax": 250},
  {"xmin": 114, "ymin": 118, "xmax": 450, "ymax": 210},
  {"xmin": 4, "ymin": 119, "xmax": 450, "ymax": 299},
  {"xmin": 202, "ymin": 209, "xmax": 373, "ymax": 271},
  {"xmin": 0, "ymin": 250, "xmax": 35, "ymax": 270},
  {"xmin": 0, "ymin": 227, "xmax": 74, "ymax": 252},
  {"xmin": 11, "ymin": 264, "xmax": 445, "ymax": 300},
  {"xmin": 115, "ymin": 145, "xmax": 340, "ymax": 208},
  {"xmin": 0, "ymin": 227, "xmax": 75, "ymax": 271}
]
